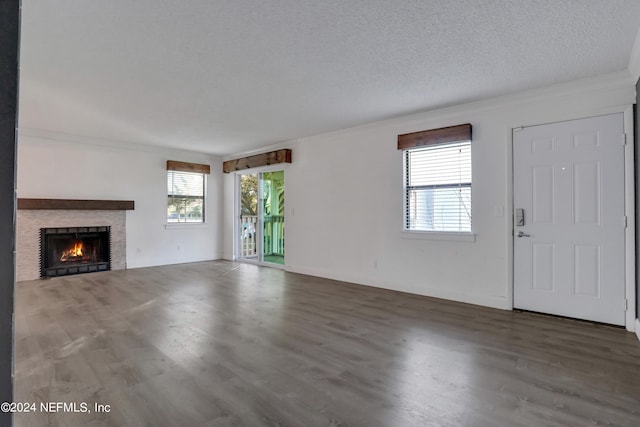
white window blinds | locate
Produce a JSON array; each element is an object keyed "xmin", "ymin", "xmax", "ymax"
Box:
[
  {"xmin": 167, "ymin": 170, "xmax": 206, "ymax": 223},
  {"xmin": 404, "ymin": 140, "xmax": 471, "ymax": 232}
]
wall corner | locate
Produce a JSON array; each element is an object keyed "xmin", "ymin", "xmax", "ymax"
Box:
[{"xmin": 628, "ymin": 28, "xmax": 640, "ymax": 85}]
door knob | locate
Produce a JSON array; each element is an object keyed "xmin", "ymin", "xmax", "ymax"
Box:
[{"xmin": 516, "ymin": 231, "xmax": 530, "ymax": 238}]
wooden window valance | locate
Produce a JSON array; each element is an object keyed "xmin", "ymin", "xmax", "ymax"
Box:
[
  {"xmin": 397, "ymin": 123, "xmax": 472, "ymax": 150},
  {"xmin": 166, "ymin": 160, "xmax": 211, "ymax": 174},
  {"xmin": 223, "ymin": 149, "xmax": 292, "ymax": 173}
]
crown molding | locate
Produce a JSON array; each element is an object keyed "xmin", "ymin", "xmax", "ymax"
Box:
[
  {"xmin": 18, "ymin": 127, "xmax": 221, "ymax": 160},
  {"xmin": 225, "ymin": 71, "xmax": 634, "ymax": 160}
]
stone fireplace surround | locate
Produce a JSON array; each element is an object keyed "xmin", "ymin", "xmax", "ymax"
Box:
[{"xmin": 16, "ymin": 199, "xmax": 133, "ymax": 281}]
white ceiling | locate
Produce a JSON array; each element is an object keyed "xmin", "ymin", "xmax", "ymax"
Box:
[{"xmin": 19, "ymin": 1, "xmax": 640, "ymax": 155}]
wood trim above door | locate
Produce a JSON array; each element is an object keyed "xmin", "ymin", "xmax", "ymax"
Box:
[{"xmin": 223, "ymin": 149, "xmax": 291, "ymax": 173}]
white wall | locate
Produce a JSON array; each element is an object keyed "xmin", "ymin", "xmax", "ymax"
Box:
[
  {"xmin": 223, "ymin": 72, "xmax": 636, "ymax": 311},
  {"xmin": 17, "ymin": 131, "xmax": 223, "ymax": 270}
]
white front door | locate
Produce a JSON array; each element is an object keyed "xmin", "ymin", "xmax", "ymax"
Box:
[{"xmin": 513, "ymin": 113, "xmax": 626, "ymax": 325}]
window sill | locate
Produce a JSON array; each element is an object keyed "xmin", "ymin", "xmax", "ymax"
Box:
[
  {"xmin": 400, "ymin": 230, "xmax": 476, "ymax": 242},
  {"xmin": 164, "ymin": 222, "xmax": 209, "ymax": 229}
]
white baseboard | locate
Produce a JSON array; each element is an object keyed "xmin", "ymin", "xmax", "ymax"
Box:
[
  {"xmin": 285, "ymin": 264, "xmax": 510, "ymax": 311},
  {"xmin": 636, "ymin": 319, "xmax": 640, "ymax": 342},
  {"xmin": 127, "ymin": 255, "xmax": 221, "ymax": 270}
]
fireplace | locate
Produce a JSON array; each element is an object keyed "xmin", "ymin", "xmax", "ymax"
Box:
[{"xmin": 40, "ymin": 226, "xmax": 111, "ymax": 278}]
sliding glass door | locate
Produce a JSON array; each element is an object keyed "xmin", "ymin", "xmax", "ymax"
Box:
[
  {"xmin": 238, "ymin": 170, "xmax": 284, "ymax": 266},
  {"xmin": 260, "ymin": 171, "xmax": 285, "ymax": 265},
  {"xmin": 239, "ymin": 172, "xmax": 259, "ymax": 261}
]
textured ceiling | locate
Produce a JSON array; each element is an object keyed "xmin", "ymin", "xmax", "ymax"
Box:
[{"xmin": 19, "ymin": 1, "xmax": 640, "ymax": 155}]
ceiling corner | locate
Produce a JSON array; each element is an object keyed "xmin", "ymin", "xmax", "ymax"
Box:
[{"xmin": 627, "ymin": 27, "xmax": 640, "ymax": 83}]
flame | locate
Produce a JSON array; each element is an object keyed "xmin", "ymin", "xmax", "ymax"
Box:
[{"xmin": 60, "ymin": 241, "xmax": 84, "ymax": 261}]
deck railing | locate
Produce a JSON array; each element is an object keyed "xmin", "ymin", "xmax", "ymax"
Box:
[{"xmin": 240, "ymin": 215, "xmax": 284, "ymax": 258}]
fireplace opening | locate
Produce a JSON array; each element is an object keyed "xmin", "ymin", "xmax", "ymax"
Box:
[{"xmin": 40, "ymin": 226, "xmax": 111, "ymax": 278}]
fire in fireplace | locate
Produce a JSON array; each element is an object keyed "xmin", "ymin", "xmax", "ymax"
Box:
[
  {"xmin": 40, "ymin": 226, "xmax": 111, "ymax": 278},
  {"xmin": 59, "ymin": 240, "xmax": 88, "ymax": 262}
]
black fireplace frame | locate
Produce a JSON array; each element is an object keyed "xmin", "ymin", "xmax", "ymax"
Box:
[{"xmin": 40, "ymin": 226, "xmax": 112, "ymax": 278}]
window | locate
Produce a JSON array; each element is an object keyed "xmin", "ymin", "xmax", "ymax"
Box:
[
  {"xmin": 166, "ymin": 161, "xmax": 210, "ymax": 223},
  {"xmin": 399, "ymin": 124, "xmax": 472, "ymax": 233}
]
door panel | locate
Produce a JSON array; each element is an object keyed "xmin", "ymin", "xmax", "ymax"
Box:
[
  {"xmin": 239, "ymin": 173, "xmax": 259, "ymax": 261},
  {"xmin": 574, "ymin": 162, "xmax": 600, "ymax": 225},
  {"xmin": 513, "ymin": 113, "xmax": 625, "ymax": 325},
  {"xmin": 261, "ymin": 171, "xmax": 285, "ymax": 266},
  {"xmin": 573, "ymin": 244, "xmax": 599, "ymax": 297},
  {"xmin": 532, "ymin": 243, "xmax": 554, "ymax": 291},
  {"xmin": 532, "ymin": 166, "xmax": 554, "ymax": 223}
]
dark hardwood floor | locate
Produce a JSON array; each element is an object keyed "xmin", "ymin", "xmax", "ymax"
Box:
[{"xmin": 13, "ymin": 261, "xmax": 640, "ymax": 426}]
